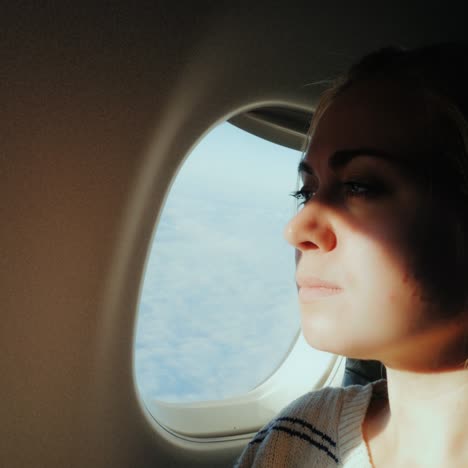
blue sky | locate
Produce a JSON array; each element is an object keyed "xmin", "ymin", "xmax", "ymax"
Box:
[{"xmin": 134, "ymin": 122, "xmax": 302, "ymax": 402}]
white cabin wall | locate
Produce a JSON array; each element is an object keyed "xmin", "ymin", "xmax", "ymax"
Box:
[{"xmin": 1, "ymin": 2, "xmax": 467, "ymax": 467}]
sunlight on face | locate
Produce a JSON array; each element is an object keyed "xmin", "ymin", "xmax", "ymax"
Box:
[{"xmin": 285, "ymin": 79, "xmax": 468, "ymax": 370}]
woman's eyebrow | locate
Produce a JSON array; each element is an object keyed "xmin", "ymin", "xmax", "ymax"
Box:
[
  {"xmin": 328, "ymin": 148, "xmax": 411, "ymax": 171},
  {"xmin": 297, "ymin": 148, "xmax": 418, "ymax": 178}
]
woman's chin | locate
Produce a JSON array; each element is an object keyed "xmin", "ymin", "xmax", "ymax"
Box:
[
  {"xmin": 301, "ymin": 322, "xmax": 379, "ymax": 360},
  {"xmin": 300, "ymin": 309, "xmax": 349, "ymax": 352},
  {"xmin": 301, "ymin": 326, "xmax": 346, "ymax": 355}
]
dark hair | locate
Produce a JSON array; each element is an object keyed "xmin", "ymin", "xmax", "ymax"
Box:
[
  {"xmin": 309, "ymin": 43, "xmax": 468, "ymax": 369},
  {"xmin": 309, "ymin": 43, "xmax": 468, "ymax": 315},
  {"xmin": 311, "ymin": 43, "xmax": 468, "ymax": 198}
]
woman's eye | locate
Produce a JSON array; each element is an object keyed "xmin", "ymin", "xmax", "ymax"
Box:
[
  {"xmin": 290, "ymin": 188, "xmax": 315, "ymax": 206},
  {"xmin": 290, "ymin": 180, "xmax": 385, "ymax": 206},
  {"xmin": 342, "ymin": 181, "xmax": 381, "ymax": 198},
  {"xmin": 343, "ymin": 181, "xmax": 371, "ymax": 196}
]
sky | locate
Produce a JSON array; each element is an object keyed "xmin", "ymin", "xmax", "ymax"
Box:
[{"xmin": 134, "ymin": 122, "xmax": 303, "ymax": 403}]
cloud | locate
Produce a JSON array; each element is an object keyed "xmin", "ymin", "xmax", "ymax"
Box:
[{"xmin": 134, "ymin": 122, "xmax": 302, "ymax": 403}]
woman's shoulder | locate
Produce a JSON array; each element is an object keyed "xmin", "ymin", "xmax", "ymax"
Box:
[
  {"xmin": 234, "ymin": 386, "xmax": 344, "ymax": 467},
  {"xmin": 234, "ymin": 382, "xmax": 383, "ymax": 467},
  {"xmin": 261, "ymin": 381, "xmax": 378, "ymax": 437},
  {"xmin": 277, "ymin": 384, "xmax": 349, "ymax": 424}
]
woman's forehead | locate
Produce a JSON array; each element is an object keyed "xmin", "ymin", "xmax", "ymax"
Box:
[{"xmin": 307, "ymin": 79, "xmax": 436, "ymax": 165}]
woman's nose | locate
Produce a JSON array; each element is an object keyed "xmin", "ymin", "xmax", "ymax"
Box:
[{"xmin": 284, "ymin": 201, "xmax": 337, "ymax": 253}]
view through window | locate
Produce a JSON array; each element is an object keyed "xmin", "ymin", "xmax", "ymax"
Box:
[{"xmin": 134, "ymin": 121, "xmax": 302, "ymax": 403}]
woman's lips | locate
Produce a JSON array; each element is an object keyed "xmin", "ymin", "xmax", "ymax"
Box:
[
  {"xmin": 296, "ymin": 276, "xmax": 342, "ymax": 303},
  {"xmin": 298, "ymin": 286, "xmax": 342, "ymax": 302}
]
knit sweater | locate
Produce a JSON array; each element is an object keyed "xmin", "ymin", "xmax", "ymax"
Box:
[{"xmin": 234, "ymin": 379, "xmax": 388, "ymax": 467}]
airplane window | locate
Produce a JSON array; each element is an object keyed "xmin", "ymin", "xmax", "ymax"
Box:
[{"xmin": 134, "ymin": 121, "xmax": 301, "ymax": 403}]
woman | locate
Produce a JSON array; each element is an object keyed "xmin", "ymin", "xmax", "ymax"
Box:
[{"xmin": 235, "ymin": 43, "xmax": 468, "ymax": 467}]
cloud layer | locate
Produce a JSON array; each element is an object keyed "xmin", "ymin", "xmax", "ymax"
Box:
[{"xmin": 134, "ymin": 123, "xmax": 302, "ymax": 403}]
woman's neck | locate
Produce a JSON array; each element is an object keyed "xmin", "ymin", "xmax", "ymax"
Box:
[{"xmin": 365, "ymin": 367, "xmax": 468, "ymax": 467}]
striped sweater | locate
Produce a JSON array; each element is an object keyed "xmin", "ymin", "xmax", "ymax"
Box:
[{"xmin": 235, "ymin": 379, "xmax": 387, "ymax": 467}]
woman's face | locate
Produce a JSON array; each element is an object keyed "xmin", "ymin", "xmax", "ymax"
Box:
[{"xmin": 285, "ymin": 79, "xmax": 467, "ymax": 370}]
